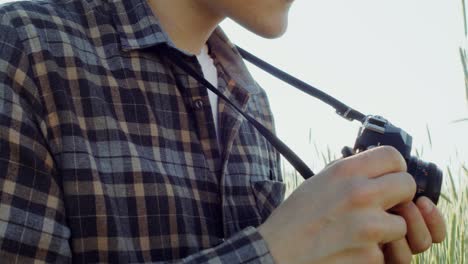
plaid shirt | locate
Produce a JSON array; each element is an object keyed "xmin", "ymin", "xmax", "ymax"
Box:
[{"xmin": 0, "ymin": 0, "xmax": 285, "ymax": 263}]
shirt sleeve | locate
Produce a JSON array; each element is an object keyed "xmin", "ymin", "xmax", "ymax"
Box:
[
  {"xmin": 181, "ymin": 226, "xmax": 275, "ymax": 263},
  {"xmin": 0, "ymin": 12, "xmax": 73, "ymax": 263}
]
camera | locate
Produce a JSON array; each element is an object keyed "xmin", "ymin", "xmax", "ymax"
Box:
[{"xmin": 341, "ymin": 115, "xmax": 443, "ymax": 205}]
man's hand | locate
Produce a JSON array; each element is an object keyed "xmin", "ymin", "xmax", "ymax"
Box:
[
  {"xmin": 258, "ymin": 146, "xmax": 446, "ymax": 264},
  {"xmin": 383, "ymin": 197, "xmax": 446, "ymax": 263}
]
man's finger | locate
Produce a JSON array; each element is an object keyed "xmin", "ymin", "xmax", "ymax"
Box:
[
  {"xmin": 330, "ymin": 245, "xmax": 384, "ymax": 264},
  {"xmin": 332, "ymin": 146, "xmax": 407, "ymax": 179},
  {"xmin": 371, "ymin": 172, "xmax": 416, "ymax": 210},
  {"xmin": 380, "ymin": 212, "xmax": 408, "ymax": 244},
  {"xmin": 416, "ymin": 196, "xmax": 447, "ymax": 243},
  {"xmin": 391, "ymin": 202, "xmax": 431, "ymax": 253},
  {"xmin": 383, "ymin": 238, "xmax": 413, "ymax": 264},
  {"xmin": 354, "ymin": 211, "xmax": 408, "ymax": 244}
]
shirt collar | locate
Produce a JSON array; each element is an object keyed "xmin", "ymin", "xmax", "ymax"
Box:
[
  {"xmin": 208, "ymin": 28, "xmax": 260, "ymax": 95},
  {"xmin": 106, "ymin": 0, "xmax": 186, "ymax": 53},
  {"xmin": 106, "ymin": 0, "xmax": 259, "ymax": 94}
]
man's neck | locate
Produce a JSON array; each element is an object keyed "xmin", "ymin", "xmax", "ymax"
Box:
[{"xmin": 147, "ymin": 0, "xmax": 224, "ymax": 55}]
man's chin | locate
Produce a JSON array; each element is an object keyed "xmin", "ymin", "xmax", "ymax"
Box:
[{"xmin": 244, "ymin": 19, "xmax": 289, "ymax": 39}]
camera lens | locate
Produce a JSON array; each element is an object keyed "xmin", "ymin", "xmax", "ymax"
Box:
[{"xmin": 407, "ymin": 157, "xmax": 443, "ymax": 205}]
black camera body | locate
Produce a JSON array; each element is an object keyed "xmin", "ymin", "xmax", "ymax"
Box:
[{"xmin": 342, "ymin": 115, "xmax": 443, "ymax": 204}]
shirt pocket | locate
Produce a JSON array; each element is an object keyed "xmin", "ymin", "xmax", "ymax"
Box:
[{"xmin": 250, "ymin": 171, "xmax": 286, "ymax": 223}]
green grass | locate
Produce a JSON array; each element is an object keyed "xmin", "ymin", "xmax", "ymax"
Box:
[
  {"xmin": 460, "ymin": 0, "xmax": 468, "ymax": 105},
  {"xmin": 281, "ymin": 145, "xmax": 467, "ymax": 263}
]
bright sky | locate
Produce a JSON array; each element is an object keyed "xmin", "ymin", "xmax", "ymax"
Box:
[
  {"xmin": 0, "ymin": 0, "xmax": 466, "ymax": 181},
  {"xmin": 221, "ymin": 0, "xmax": 468, "ymax": 177}
]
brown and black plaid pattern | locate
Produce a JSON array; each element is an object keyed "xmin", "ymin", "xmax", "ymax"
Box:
[{"xmin": 0, "ymin": 0, "xmax": 286, "ymax": 263}]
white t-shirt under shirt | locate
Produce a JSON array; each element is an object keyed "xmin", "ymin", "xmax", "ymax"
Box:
[{"xmin": 196, "ymin": 44, "xmax": 219, "ymax": 141}]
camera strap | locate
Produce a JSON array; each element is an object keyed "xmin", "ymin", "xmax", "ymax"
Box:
[
  {"xmin": 163, "ymin": 45, "xmax": 366, "ymax": 180},
  {"xmin": 235, "ymin": 46, "xmax": 366, "ymax": 123},
  {"xmin": 164, "ymin": 46, "xmax": 314, "ymax": 179}
]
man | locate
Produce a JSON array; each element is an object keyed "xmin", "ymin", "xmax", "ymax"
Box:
[{"xmin": 0, "ymin": 0, "xmax": 445, "ymax": 263}]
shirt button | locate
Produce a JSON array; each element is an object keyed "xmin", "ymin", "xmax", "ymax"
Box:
[{"xmin": 193, "ymin": 99, "xmax": 204, "ymax": 110}]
